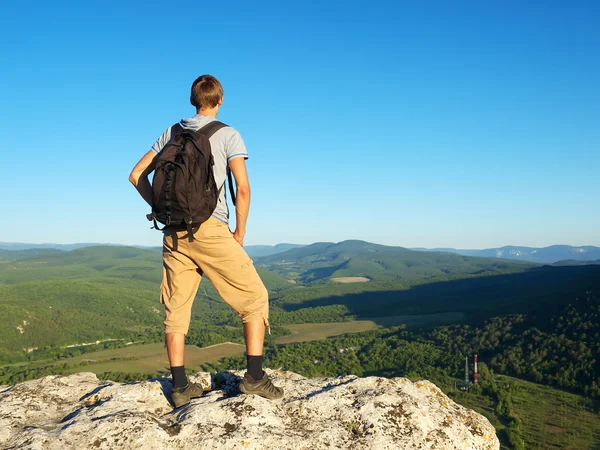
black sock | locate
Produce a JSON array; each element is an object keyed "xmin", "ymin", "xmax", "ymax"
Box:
[
  {"xmin": 247, "ymin": 355, "xmax": 263, "ymax": 380},
  {"xmin": 171, "ymin": 366, "xmax": 188, "ymax": 389}
]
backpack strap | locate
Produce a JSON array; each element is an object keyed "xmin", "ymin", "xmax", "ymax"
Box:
[
  {"xmin": 227, "ymin": 168, "xmax": 236, "ymax": 206},
  {"xmin": 170, "ymin": 122, "xmax": 183, "ymax": 139},
  {"xmin": 198, "ymin": 120, "xmax": 228, "ymax": 138},
  {"xmin": 198, "ymin": 121, "xmax": 237, "ymax": 205}
]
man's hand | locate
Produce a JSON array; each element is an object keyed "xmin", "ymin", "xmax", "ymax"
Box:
[{"xmin": 233, "ymin": 229, "xmax": 245, "ymax": 247}]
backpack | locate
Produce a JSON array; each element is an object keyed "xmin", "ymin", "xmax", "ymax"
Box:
[{"xmin": 146, "ymin": 120, "xmax": 235, "ymax": 241}]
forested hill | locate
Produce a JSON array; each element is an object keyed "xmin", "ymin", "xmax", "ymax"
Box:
[
  {"xmin": 0, "ymin": 246, "xmax": 291, "ymax": 287},
  {"xmin": 0, "ymin": 248, "xmax": 66, "ymax": 261},
  {"xmin": 257, "ymin": 239, "xmax": 536, "ymax": 283},
  {"xmin": 0, "ymin": 246, "xmax": 293, "ymax": 354},
  {"xmin": 553, "ymin": 258, "xmax": 600, "ymax": 266}
]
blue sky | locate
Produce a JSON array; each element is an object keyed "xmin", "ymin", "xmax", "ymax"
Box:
[{"xmin": 0, "ymin": 1, "xmax": 598, "ymax": 248}]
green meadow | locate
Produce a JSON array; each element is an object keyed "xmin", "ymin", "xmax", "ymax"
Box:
[{"xmin": 275, "ymin": 312, "xmax": 464, "ymax": 344}]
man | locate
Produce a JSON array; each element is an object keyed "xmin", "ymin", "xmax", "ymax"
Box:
[{"xmin": 129, "ymin": 74, "xmax": 283, "ymax": 407}]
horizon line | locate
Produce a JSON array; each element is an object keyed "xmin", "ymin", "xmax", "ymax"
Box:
[{"xmin": 1, "ymin": 240, "xmax": 599, "ymax": 252}]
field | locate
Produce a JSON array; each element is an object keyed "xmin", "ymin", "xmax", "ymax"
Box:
[
  {"xmin": 330, "ymin": 277, "xmax": 370, "ymax": 283},
  {"xmin": 2, "ymin": 313, "xmax": 465, "ymax": 374},
  {"xmin": 25, "ymin": 342, "xmax": 246, "ymax": 375},
  {"xmin": 275, "ymin": 312, "xmax": 465, "ymax": 344},
  {"xmin": 275, "ymin": 321, "xmax": 376, "ymax": 344},
  {"xmin": 450, "ymin": 375, "xmax": 600, "ymax": 450}
]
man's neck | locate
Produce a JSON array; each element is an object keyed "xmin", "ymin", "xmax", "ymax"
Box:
[{"xmin": 197, "ymin": 107, "xmax": 218, "ymax": 118}]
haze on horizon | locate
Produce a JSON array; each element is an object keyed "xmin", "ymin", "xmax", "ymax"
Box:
[
  {"xmin": 1, "ymin": 239, "xmax": 598, "ymax": 255},
  {"xmin": 0, "ymin": 1, "xmax": 598, "ymax": 249}
]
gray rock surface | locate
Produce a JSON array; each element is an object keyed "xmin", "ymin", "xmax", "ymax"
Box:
[{"xmin": 0, "ymin": 370, "xmax": 499, "ymax": 450}]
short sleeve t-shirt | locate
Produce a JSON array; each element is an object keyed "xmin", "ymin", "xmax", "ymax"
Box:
[{"xmin": 149, "ymin": 114, "xmax": 248, "ymax": 224}]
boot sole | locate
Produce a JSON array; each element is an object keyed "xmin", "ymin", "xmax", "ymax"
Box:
[{"xmin": 172, "ymin": 393, "xmax": 190, "ymax": 408}]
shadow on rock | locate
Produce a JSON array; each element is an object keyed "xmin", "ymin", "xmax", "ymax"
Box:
[{"xmin": 211, "ymin": 371, "xmax": 243, "ymax": 399}]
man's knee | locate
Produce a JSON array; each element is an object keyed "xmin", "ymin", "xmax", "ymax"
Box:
[{"xmin": 164, "ymin": 331, "xmax": 186, "ymax": 347}]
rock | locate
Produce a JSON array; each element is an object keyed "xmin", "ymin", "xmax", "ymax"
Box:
[{"xmin": 0, "ymin": 370, "xmax": 499, "ymax": 450}]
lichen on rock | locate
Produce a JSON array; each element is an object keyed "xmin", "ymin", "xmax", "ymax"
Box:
[{"xmin": 0, "ymin": 370, "xmax": 499, "ymax": 450}]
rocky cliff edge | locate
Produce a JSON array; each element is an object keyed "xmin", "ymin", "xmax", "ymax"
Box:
[{"xmin": 0, "ymin": 370, "xmax": 499, "ymax": 450}]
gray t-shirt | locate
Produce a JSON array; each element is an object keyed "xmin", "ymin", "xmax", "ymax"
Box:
[{"xmin": 149, "ymin": 114, "xmax": 248, "ymax": 224}]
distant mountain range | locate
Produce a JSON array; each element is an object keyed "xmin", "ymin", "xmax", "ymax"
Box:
[
  {"xmin": 0, "ymin": 242, "xmax": 160, "ymax": 252},
  {"xmin": 411, "ymin": 245, "xmax": 600, "ymax": 264},
  {"xmin": 2, "ymin": 242, "xmax": 599, "ymax": 265},
  {"xmin": 0, "ymin": 242, "xmax": 302, "ymax": 258},
  {"xmin": 0, "ymin": 242, "xmax": 95, "ymax": 251}
]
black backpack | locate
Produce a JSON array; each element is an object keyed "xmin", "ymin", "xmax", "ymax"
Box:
[{"xmin": 146, "ymin": 121, "xmax": 235, "ymax": 241}]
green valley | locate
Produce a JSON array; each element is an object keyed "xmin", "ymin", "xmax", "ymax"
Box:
[{"xmin": 1, "ymin": 242, "xmax": 599, "ymax": 449}]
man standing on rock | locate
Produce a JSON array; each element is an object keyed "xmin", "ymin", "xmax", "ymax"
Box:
[{"xmin": 129, "ymin": 74, "xmax": 283, "ymax": 407}]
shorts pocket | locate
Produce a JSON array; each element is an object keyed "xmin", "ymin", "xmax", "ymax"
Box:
[{"xmin": 199, "ymin": 218, "xmax": 231, "ymax": 238}]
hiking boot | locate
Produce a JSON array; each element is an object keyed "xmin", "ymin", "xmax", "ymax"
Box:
[
  {"xmin": 171, "ymin": 382, "xmax": 204, "ymax": 408},
  {"xmin": 240, "ymin": 371, "xmax": 284, "ymax": 400}
]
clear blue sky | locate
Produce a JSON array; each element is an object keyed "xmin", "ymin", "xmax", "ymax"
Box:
[{"xmin": 1, "ymin": 1, "xmax": 598, "ymax": 248}]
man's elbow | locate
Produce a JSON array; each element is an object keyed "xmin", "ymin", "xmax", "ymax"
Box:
[
  {"xmin": 129, "ymin": 166, "xmax": 145, "ymax": 186},
  {"xmin": 237, "ymin": 184, "xmax": 251, "ymax": 197},
  {"xmin": 128, "ymin": 172, "xmax": 138, "ymax": 187}
]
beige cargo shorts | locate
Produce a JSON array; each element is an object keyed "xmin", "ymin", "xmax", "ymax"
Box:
[{"xmin": 160, "ymin": 216, "xmax": 269, "ymax": 335}]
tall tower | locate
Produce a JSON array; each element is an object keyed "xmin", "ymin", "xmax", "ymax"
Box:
[
  {"xmin": 474, "ymin": 354, "xmax": 479, "ymax": 384},
  {"xmin": 464, "ymin": 356, "xmax": 469, "ymax": 391}
]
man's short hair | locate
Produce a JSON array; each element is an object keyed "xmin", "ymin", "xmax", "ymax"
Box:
[{"xmin": 190, "ymin": 75, "xmax": 223, "ymax": 110}]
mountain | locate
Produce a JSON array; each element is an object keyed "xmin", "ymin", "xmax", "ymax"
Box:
[
  {"xmin": 244, "ymin": 243, "xmax": 304, "ymax": 258},
  {"xmin": 411, "ymin": 245, "xmax": 600, "ymax": 264},
  {"xmin": 257, "ymin": 240, "xmax": 536, "ymax": 283}
]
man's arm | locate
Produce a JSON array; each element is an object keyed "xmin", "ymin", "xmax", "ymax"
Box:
[
  {"xmin": 229, "ymin": 158, "xmax": 250, "ymax": 247},
  {"xmin": 129, "ymin": 150, "xmax": 158, "ymax": 207}
]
